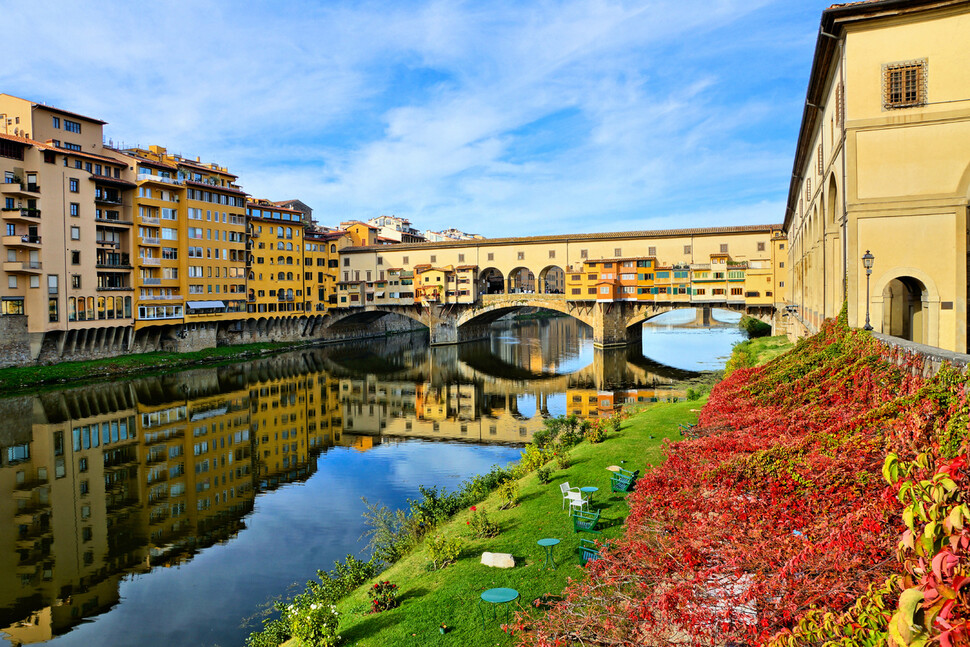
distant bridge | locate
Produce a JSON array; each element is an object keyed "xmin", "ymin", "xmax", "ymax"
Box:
[{"xmin": 322, "ymin": 293, "xmax": 773, "ymax": 347}]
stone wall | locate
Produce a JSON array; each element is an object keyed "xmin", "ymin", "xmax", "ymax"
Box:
[
  {"xmin": 0, "ymin": 315, "xmax": 31, "ymax": 368},
  {"xmin": 875, "ymin": 333, "xmax": 970, "ymax": 378}
]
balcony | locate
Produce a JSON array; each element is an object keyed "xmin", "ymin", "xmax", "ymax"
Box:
[
  {"xmin": 141, "ymin": 257, "xmax": 161, "ymax": 265},
  {"xmin": 137, "ymin": 173, "xmax": 182, "ymax": 186},
  {"xmin": 140, "ymin": 215, "xmax": 160, "ymax": 225},
  {"xmin": 96, "ymin": 263, "xmax": 133, "ymax": 270},
  {"xmin": 96, "ymin": 216, "xmax": 133, "ymax": 226},
  {"xmin": 94, "ymin": 193, "xmax": 123, "ymax": 205},
  {"xmin": 140, "ymin": 236, "xmax": 160, "ymax": 246},
  {"xmin": 3, "ymin": 234, "xmax": 41, "ymax": 248},
  {"xmin": 139, "ymin": 294, "xmax": 183, "ymax": 301},
  {"xmin": 3, "ymin": 260, "xmax": 42, "ymax": 274},
  {"xmin": 141, "ymin": 277, "xmax": 162, "ymax": 286},
  {"xmin": 1, "ymin": 181, "xmax": 40, "ymax": 198},
  {"xmin": 1, "ymin": 208, "xmax": 41, "ymax": 224}
]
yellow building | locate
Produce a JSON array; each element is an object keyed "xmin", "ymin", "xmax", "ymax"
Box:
[
  {"xmin": 304, "ymin": 230, "xmax": 349, "ymax": 314},
  {"xmin": 246, "ymin": 199, "xmax": 305, "ymax": 316},
  {"xmin": 785, "ymin": 0, "xmax": 970, "ymax": 351}
]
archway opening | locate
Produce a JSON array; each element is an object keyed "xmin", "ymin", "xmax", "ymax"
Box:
[
  {"xmin": 882, "ymin": 276, "xmax": 927, "ymax": 344},
  {"xmin": 538, "ymin": 265, "xmax": 565, "ymax": 294},
  {"xmin": 507, "ymin": 267, "xmax": 535, "ymax": 294},
  {"xmin": 480, "ymin": 268, "xmax": 505, "ymax": 294}
]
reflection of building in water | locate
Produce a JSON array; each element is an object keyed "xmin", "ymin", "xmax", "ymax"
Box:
[
  {"xmin": 565, "ymin": 388, "xmax": 687, "ymax": 419},
  {"xmin": 250, "ymin": 374, "xmax": 345, "ymax": 489}
]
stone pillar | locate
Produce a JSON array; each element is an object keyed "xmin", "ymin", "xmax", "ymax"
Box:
[
  {"xmin": 592, "ymin": 302, "xmax": 631, "ymax": 348},
  {"xmin": 423, "ymin": 305, "xmax": 459, "ymax": 345},
  {"xmin": 457, "ymin": 321, "xmax": 491, "ymax": 343}
]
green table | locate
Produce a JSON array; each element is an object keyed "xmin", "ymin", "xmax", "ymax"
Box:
[
  {"xmin": 580, "ymin": 486, "xmax": 599, "ymax": 506},
  {"xmin": 537, "ymin": 538, "xmax": 560, "ymax": 570},
  {"xmin": 479, "ymin": 587, "xmax": 519, "ymax": 629}
]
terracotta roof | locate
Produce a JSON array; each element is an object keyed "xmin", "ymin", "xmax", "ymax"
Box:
[
  {"xmin": 342, "ymin": 224, "xmax": 782, "ymax": 254},
  {"xmin": 127, "ymin": 156, "xmax": 179, "ymax": 171},
  {"xmin": 247, "ymin": 199, "xmax": 301, "ymax": 214}
]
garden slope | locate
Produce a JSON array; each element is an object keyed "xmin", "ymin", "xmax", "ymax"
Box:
[{"xmin": 525, "ymin": 319, "xmax": 970, "ymax": 645}]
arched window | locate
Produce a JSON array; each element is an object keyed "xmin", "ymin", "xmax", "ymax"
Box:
[
  {"xmin": 277, "ymin": 255, "xmax": 285, "ymax": 264},
  {"xmin": 86, "ymin": 297, "xmax": 94, "ymax": 320},
  {"xmin": 68, "ymin": 297, "xmax": 76, "ymax": 321},
  {"xmin": 277, "ymin": 242, "xmax": 284, "ymax": 250},
  {"xmin": 277, "ymin": 226, "xmax": 283, "ymax": 237},
  {"xmin": 105, "ymin": 296, "xmax": 115, "ymax": 319},
  {"xmin": 286, "ymin": 256, "xmax": 293, "ymax": 265},
  {"xmin": 277, "ymin": 272, "xmax": 285, "ymax": 280},
  {"xmin": 116, "ymin": 297, "xmax": 124, "ymax": 319},
  {"xmin": 286, "ymin": 242, "xmax": 293, "ymax": 251},
  {"xmin": 330, "ymin": 244, "xmax": 336, "ymax": 253},
  {"xmin": 124, "ymin": 296, "xmax": 132, "ymax": 318},
  {"xmin": 286, "ymin": 288, "xmax": 294, "ymax": 299},
  {"xmin": 286, "ymin": 272, "xmax": 293, "ymax": 280},
  {"xmin": 286, "ymin": 227, "xmax": 292, "ymax": 239},
  {"xmin": 97, "ymin": 296, "xmax": 106, "ymax": 320}
]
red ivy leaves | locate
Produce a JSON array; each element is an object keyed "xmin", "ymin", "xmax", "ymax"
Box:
[{"xmin": 518, "ymin": 320, "xmax": 969, "ymax": 646}]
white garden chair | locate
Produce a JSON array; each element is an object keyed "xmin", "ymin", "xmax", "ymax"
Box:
[
  {"xmin": 565, "ymin": 490, "xmax": 589, "ymax": 514},
  {"xmin": 559, "ymin": 482, "xmax": 582, "ymax": 510}
]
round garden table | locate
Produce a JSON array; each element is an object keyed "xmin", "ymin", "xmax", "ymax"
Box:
[
  {"xmin": 537, "ymin": 538, "xmax": 560, "ymax": 570},
  {"xmin": 580, "ymin": 486, "xmax": 599, "ymax": 506},
  {"xmin": 479, "ymin": 587, "xmax": 519, "ymax": 629}
]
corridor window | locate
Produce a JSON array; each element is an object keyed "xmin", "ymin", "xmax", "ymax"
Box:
[{"xmin": 884, "ymin": 59, "xmax": 926, "ymax": 109}]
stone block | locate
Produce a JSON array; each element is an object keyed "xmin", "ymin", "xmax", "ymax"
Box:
[{"xmin": 481, "ymin": 552, "xmax": 515, "ymax": 568}]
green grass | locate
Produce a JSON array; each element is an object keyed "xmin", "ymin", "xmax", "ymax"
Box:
[
  {"xmin": 724, "ymin": 334, "xmax": 793, "ymax": 377},
  {"xmin": 0, "ymin": 341, "xmax": 295, "ymax": 394},
  {"xmin": 315, "ymin": 401, "xmax": 703, "ymax": 647}
]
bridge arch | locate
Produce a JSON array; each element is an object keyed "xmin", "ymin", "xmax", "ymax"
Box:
[
  {"xmin": 507, "ymin": 266, "xmax": 535, "ymax": 293},
  {"xmin": 455, "ymin": 295, "xmax": 595, "ymax": 330},
  {"xmin": 480, "ymin": 267, "xmax": 505, "ymax": 294},
  {"xmin": 538, "ymin": 265, "xmax": 565, "ymax": 294}
]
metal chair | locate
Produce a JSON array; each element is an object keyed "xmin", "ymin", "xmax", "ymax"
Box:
[{"xmin": 559, "ymin": 481, "xmax": 582, "ymax": 510}]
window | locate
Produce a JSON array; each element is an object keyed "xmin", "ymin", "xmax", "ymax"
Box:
[
  {"xmin": 70, "ymin": 226, "xmax": 80, "ymax": 240},
  {"xmin": 720, "ymin": 244, "xmax": 728, "ymax": 253},
  {"xmin": 343, "ymin": 257, "xmax": 349, "ymax": 266},
  {"xmin": 648, "ymin": 246, "xmax": 656, "ymax": 256},
  {"xmin": 487, "ymin": 252, "xmax": 494, "ymax": 261},
  {"xmin": 884, "ymin": 60, "xmax": 926, "ymax": 110},
  {"xmin": 779, "ymin": 262, "xmax": 785, "ymax": 268},
  {"xmin": 683, "ymin": 245, "xmax": 691, "ymax": 255},
  {"xmin": 49, "ymin": 299, "xmax": 58, "ymax": 322},
  {"xmin": 599, "ymin": 286, "xmax": 609, "ymax": 294},
  {"xmin": 430, "ymin": 255, "xmax": 437, "ymax": 263},
  {"xmin": 52, "ymin": 116, "xmax": 60, "ymax": 128},
  {"xmin": 614, "ymin": 248, "xmax": 621, "ymax": 256},
  {"xmin": 458, "ymin": 253, "xmax": 464, "ymax": 263},
  {"xmin": 70, "ymin": 202, "xmax": 79, "ymax": 216},
  {"xmin": 779, "ymin": 281, "xmax": 785, "ymax": 288},
  {"xmin": 64, "ymin": 119, "xmax": 82, "ymax": 133},
  {"xmin": 71, "ymin": 274, "xmax": 81, "ymax": 287},
  {"xmin": 69, "ymin": 178, "xmax": 79, "ymax": 192},
  {"xmin": 580, "ymin": 249, "xmax": 588, "ymax": 259},
  {"xmin": 402, "ymin": 256, "xmax": 409, "ymax": 265},
  {"xmin": 516, "ymin": 252, "xmax": 524, "ymax": 260},
  {"xmin": 757, "ymin": 242, "xmax": 766, "ymax": 252}
]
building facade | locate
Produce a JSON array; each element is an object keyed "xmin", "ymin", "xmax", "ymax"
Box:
[{"xmin": 785, "ymin": 0, "xmax": 970, "ymax": 352}]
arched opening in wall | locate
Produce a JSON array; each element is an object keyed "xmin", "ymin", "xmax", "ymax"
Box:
[
  {"xmin": 882, "ymin": 276, "xmax": 927, "ymax": 344},
  {"xmin": 537, "ymin": 265, "xmax": 564, "ymax": 294},
  {"xmin": 507, "ymin": 267, "xmax": 535, "ymax": 293},
  {"xmin": 480, "ymin": 268, "xmax": 505, "ymax": 294}
]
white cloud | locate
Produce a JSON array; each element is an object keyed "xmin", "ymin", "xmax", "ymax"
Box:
[{"xmin": 2, "ymin": 0, "xmax": 827, "ymax": 236}]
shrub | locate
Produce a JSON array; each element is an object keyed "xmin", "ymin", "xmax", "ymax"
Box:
[
  {"xmin": 555, "ymin": 451, "xmax": 572, "ymax": 470},
  {"xmin": 739, "ymin": 314, "xmax": 772, "ymax": 338},
  {"xmin": 607, "ymin": 415, "xmax": 622, "ymax": 434},
  {"xmin": 584, "ymin": 421, "xmax": 606, "ymax": 444},
  {"xmin": 466, "ymin": 505, "xmax": 499, "ymax": 538},
  {"xmin": 520, "ymin": 443, "xmax": 551, "ymax": 473},
  {"xmin": 288, "ymin": 602, "xmax": 339, "ymax": 647},
  {"xmin": 536, "ymin": 466, "xmax": 552, "ymax": 484},
  {"xmin": 498, "ymin": 479, "xmax": 520, "ymax": 509},
  {"xmin": 427, "ymin": 534, "xmax": 462, "ymax": 570},
  {"xmin": 368, "ymin": 580, "xmax": 399, "ymax": 613},
  {"xmin": 361, "ymin": 498, "xmax": 417, "ymax": 564}
]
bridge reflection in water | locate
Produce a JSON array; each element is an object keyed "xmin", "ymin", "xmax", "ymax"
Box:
[{"xmin": 0, "ymin": 317, "xmax": 697, "ymax": 645}]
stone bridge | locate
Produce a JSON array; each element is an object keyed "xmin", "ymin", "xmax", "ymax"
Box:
[{"xmin": 323, "ymin": 293, "xmax": 774, "ymax": 347}]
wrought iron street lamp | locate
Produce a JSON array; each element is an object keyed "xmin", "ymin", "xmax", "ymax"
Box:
[{"xmin": 862, "ymin": 250, "xmax": 874, "ymax": 331}]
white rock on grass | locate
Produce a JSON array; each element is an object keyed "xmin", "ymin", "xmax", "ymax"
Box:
[{"xmin": 481, "ymin": 552, "xmax": 515, "ymax": 568}]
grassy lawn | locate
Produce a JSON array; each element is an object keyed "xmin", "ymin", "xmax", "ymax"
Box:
[
  {"xmin": 322, "ymin": 400, "xmax": 703, "ymax": 647},
  {"xmin": 0, "ymin": 342, "xmax": 295, "ymax": 394},
  {"xmin": 745, "ymin": 334, "xmax": 795, "ymax": 364}
]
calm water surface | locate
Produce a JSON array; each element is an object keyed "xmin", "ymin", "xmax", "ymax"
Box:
[{"xmin": 0, "ymin": 316, "xmax": 742, "ymax": 647}]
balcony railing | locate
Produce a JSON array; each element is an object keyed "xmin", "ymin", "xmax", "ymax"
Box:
[
  {"xmin": 137, "ymin": 173, "xmax": 182, "ymax": 186},
  {"xmin": 95, "ymin": 194, "xmax": 123, "ymax": 205},
  {"xmin": 3, "ymin": 234, "xmax": 41, "ymax": 246},
  {"xmin": 2, "ymin": 260, "xmax": 42, "ymax": 273},
  {"xmin": 141, "ymin": 257, "xmax": 161, "ymax": 265},
  {"xmin": 140, "ymin": 237, "xmax": 160, "ymax": 245},
  {"xmin": 141, "ymin": 216, "xmax": 160, "ymax": 225},
  {"xmin": 139, "ymin": 294, "xmax": 183, "ymax": 301},
  {"xmin": 95, "ymin": 216, "xmax": 133, "ymax": 225},
  {"xmin": 142, "ymin": 277, "xmax": 162, "ymax": 285}
]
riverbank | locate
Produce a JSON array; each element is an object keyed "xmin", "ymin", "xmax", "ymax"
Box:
[
  {"xmin": 0, "ymin": 340, "xmax": 302, "ymax": 394},
  {"xmin": 257, "ymin": 402, "xmax": 699, "ymax": 647}
]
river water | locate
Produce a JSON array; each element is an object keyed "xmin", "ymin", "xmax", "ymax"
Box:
[{"xmin": 0, "ymin": 315, "xmax": 742, "ymax": 647}]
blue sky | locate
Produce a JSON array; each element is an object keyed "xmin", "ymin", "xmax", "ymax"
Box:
[{"xmin": 3, "ymin": 1, "xmax": 832, "ymax": 236}]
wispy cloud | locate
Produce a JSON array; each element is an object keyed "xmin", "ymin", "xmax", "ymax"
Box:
[{"xmin": 2, "ymin": 0, "xmax": 829, "ymax": 235}]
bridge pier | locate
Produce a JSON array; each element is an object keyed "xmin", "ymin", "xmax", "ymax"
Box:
[
  {"xmin": 693, "ymin": 305, "xmax": 712, "ymax": 326},
  {"xmin": 593, "ymin": 302, "xmax": 642, "ymax": 348}
]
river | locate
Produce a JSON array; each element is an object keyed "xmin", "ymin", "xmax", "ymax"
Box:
[{"xmin": 0, "ymin": 315, "xmax": 743, "ymax": 647}]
